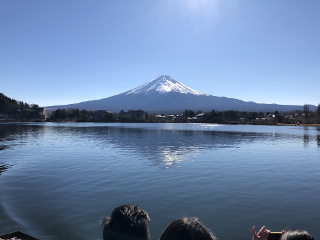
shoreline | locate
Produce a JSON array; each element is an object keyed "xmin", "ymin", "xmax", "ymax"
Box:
[
  {"xmin": 1, "ymin": 120, "xmax": 320, "ymax": 127},
  {"xmin": 276, "ymin": 123, "xmax": 320, "ymax": 127}
]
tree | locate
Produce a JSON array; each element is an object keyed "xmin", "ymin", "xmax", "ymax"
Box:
[
  {"xmin": 317, "ymin": 104, "xmax": 320, "ymax": 121},
  {"xmin": 303, "ymin": 104, "xmax": 310, "ymax": 124},
  {"xmin": 240, "ymin": 111, "xmax": 248, "ymax": 118},
  {"xmin": 222, "ymin": 110, "xmax": 239, "ymax": 120},
  {"xmin": 259, "ymin": 111, "xmax": 264, "ymax": 117},
  {"xmin": 31, "ymin": 104, "xmax": 39, "ymax": 109},
  {"xmin": 184, "ymin": 109, "xmax": 195, "ymax": 118},
  {"xmin": 0, "ymin": 99, "xmax": 6, "ymax": 113},
  {"xmin": 248, "ymin": 111, "xmax": 259, "ymax": 120},
  {"xmin": 53, "ymin": 109, "xmax": 67, "ymax": 119}
]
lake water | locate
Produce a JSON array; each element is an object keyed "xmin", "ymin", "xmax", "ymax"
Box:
[{"xmin": 0, "ymin": 122, "xmax": 319, "ymax": 240}]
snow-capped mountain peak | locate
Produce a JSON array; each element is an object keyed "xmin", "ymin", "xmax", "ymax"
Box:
[{"xmin": 125, "ymin": 75, "xmax": 208, "ymax": 96}]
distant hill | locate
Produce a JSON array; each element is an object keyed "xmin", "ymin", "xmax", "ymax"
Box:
[
  {"xmin": 0, "ymin": 93, "xmax": 37, "ymax": 114},
  {"xmin": 47, "ymin": 75, "xmax": 317, "ymax": 113}
]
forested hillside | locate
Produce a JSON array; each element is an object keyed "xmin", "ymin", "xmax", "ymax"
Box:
[{"xmin": 0, "ymin": 93, "xmax": 38, "ymax": 113}]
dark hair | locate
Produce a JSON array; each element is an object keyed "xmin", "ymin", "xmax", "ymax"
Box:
[
  {"xmin": 160, "ymin": 217, "xmax": 216, "ymax": 240},
  {"xmin": 281, "ymin": 230, "xmax": 315, "ymax": 240},
  {"xmin": 101, "ymin": 205, "xmax": 150, "ymax": 240}
]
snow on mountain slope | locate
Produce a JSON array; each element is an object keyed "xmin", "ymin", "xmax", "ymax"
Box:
[{"xmin": 125, "ymin": 75, "xmax": 209, "ymax": 96}]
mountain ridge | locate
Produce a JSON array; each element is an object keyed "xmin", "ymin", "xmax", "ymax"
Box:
[{"xmin": 47, "ymin": 75, "xmax": 316, "ymax": 113}]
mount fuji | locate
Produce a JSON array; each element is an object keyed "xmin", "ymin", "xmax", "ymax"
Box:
[{"xmin": 47, "ymin": 75, "xmax": 312, "ymax": 113}]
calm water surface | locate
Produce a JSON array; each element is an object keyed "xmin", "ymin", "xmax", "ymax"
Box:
[{"xmin": 0, "ymin": 123, "xmax": 319, "ymax": 240}]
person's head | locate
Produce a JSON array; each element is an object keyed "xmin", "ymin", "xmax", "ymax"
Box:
[
  {"xmin": 160, "ymin": 217, "xmax": 216, "ymax": 240},
  {"xmin": 100, "ymin": 205, "xmax": 151, "ymax": 240},
  {"xmin": 281, "ymin": 230, "xmax": 315, "ymax": 240}
]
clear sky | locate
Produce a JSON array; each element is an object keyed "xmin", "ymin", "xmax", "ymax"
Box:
[{"xmin": 1, "ymin": 0, "xmax": 319, "ymax": 107}]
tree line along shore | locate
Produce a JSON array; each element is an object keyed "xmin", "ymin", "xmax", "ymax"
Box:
[{"xmin": 1, "ymin": 93, "xmax": 320, "ymax": 125}]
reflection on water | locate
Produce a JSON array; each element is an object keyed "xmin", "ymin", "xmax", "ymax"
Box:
[
  {"xmin": 0, "ymin": 123, "xmax": 48, "ymax": 151},
  {"xmin": 304, "ymin": 134, "xmax": 310, "ymax": 147},
  {"xmin": 81, "ymin": 127, "xmax": 265, "ymax": 168},
  {"xmin": 1, "ymin": 123, "xmax": 319, "ymax": 170},
  {"xmin": 0, "ymin": 123, "xmax": 320, "ymax": 240},
  {"xmin": 0, "ymin": 164, "xmax": 12, "ymax": 175}
]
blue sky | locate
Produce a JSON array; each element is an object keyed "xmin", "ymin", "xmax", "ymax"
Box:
[{"xmin": 1, "ymin": 0, "xmax": 319, "ymax": 107}]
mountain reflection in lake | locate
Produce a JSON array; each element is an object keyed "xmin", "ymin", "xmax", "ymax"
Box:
[
  {"xmin": 0, "ymin": 123, "xmax": 319, "ymax": 240},
  {"xmin": 59, "ymin": 126, "xmax": 269, "ymax": 168}
]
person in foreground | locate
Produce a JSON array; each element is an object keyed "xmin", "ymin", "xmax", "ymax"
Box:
[
  {"xmin": 252, "ymin": 226, "xmax": 271, "ymax": 240},
  {"xmin": 252, "ymin": 226, "xmax": 315, "ymax": 240},
  {"xmin": 280, "ymin": 229, "xmax": 315, "ymax": 240},
  {"xmin": 100, "ymin": 205, "xmax": 151, "ymax": 240},
  {"xmin": 160, "ymin": 217, "xmax": 216, "ymax": 240}
]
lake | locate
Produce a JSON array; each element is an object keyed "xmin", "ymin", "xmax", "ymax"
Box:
[{"xmin": 0, "ymin": 122, "xmax": 319, "ymax": 240}]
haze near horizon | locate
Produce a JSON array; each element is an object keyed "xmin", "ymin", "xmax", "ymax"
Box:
[{"xmin": 1, "ymin": 0, "xmax": 319, "ymax": 107}]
